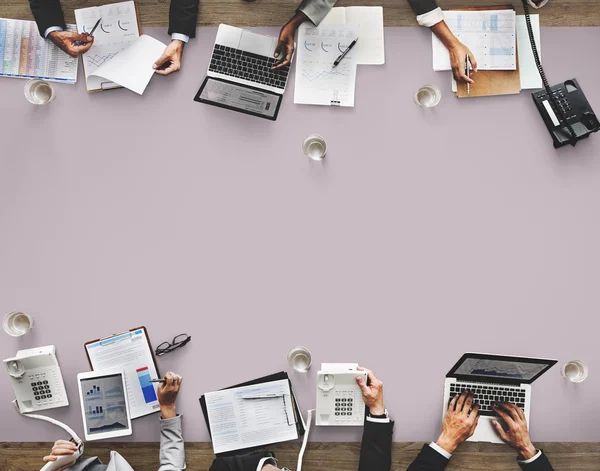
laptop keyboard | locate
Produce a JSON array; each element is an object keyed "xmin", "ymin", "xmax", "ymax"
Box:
[
  {"xmin": 209, "ymin": 45, "xmax": 290, "ymax": 91},
  {"xmin": 449, "ymin": 382, "xmax": 527, "ymax": 416}
]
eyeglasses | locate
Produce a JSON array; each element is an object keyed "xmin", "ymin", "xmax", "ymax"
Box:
[{"xmin": 155, "ymin": 334, "xmax": 191, "ymax": 356}]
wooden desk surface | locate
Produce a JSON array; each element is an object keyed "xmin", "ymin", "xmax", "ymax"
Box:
[
  {"xmin": 1, "ymin": 0, "xmax": 600, "ymax": 27},
  {"xmin": 3, "ymin": 441, "xmax": 600, "ymax": 470}
]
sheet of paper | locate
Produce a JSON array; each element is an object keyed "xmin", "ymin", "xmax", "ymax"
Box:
[
  {"xmin": 0, "ymin": 19, "xmax": 78, "ymax": 83},
  {"xmin": 433, "ymin": 10, "xmax": 517, "ymax": 71},
  {"xmin": 516, "ymin": 14, "xmax": 542, "ymax": 90},
  {"xmin": 294, "ymin": 23, "xmax": 358, "ymax": 107},
  {"xmin": 75, "ymin": 1, "xmax": 139, "ymax": 91},
  {"xmin": 90, "ymin": 35, "xmax": 166, "ymax": 95},
  {"xmin": 205, "ymin": 379, "xmax": 297, "ymax": 454},
  {"xmin": 85, "ymin": 328, "xmax": 161, "ymax": 419},
  {"xmin": 320, "ymin": 7, "xmax": 385, "ymax": 65}
]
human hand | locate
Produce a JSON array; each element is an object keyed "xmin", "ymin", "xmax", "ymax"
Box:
[
  {"xmin": 356, "ymin": 366, "xmax": 385, "ymax": 416},
  {"xmin": 48, "ymin": 31, "xmax": 93, "ymax": 57},
  {"xmin": 447, "ymin": 39, "xmax": 478, "ymax": 84},
  {"xmin": 153, "ymin": 40, "xmax": 184, "ymax": 76},
  {"xmin": 42, "ymin": 440, "xmax": 79, "ymax": 471},
  {"xmin": 492, "ymin": 403, "xmax": 537, "ymax": 460},
  {"xmin": 157, "ymin": 371, "xmax": 182, "ymax": 419},
  {"xmin": 436, "ymin": 391, "xmax": 480, "ymax": 453},
  {"xmin": 272, "ymin": 12, "xmax": 307, "ymax": 70}
]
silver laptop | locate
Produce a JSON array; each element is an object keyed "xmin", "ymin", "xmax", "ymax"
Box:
[
  {"xmin": 193, "ymin": 24, "xmax": 292, "ymax": 120},
  {"xmin": 443, "ymin": 353, "xmax": 556, "ymax": 443}
]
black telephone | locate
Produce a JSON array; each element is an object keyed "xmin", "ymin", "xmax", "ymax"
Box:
[{"xmin": 522, "ymin": 0, "xmax": 600, "ymax": 148}]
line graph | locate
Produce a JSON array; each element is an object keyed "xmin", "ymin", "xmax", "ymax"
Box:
[
  {"xmin": 87, "ymin": 52, "xmax": 118, "ymax": 68},
  {"xmin": 301, "ymin": 67, "xmax": 352, "ymax": 83}
]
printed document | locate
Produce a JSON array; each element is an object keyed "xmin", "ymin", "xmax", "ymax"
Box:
[
  {"xmin": 85, "ymin": 329, "xmax": 160, "ymax": 419},
  {"xmin": 516, "ymin": 14, "xmax": 542, "ymax": 89},
  {"xmin": 89, "ymin": 35, "xmax": 166, "ymax": 95},
  {"xmin": 319, "ymin": 7, "xmax": 385, "ymax": 65},
  {"xmin": 205, "ymin": 379, "xmax": 297, "ymax": 454},
  {"xmin": 294, "ymin": 23, "xmax": 358, "ymax": 107},
  {"xmin": 0, "ymin": 19, "xmax": 78, "ymax": 83},
  {"xmin": 433, "ymin": 10, "xmax": 517, "ymax": 71}
]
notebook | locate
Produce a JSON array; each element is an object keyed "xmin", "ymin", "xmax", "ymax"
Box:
[{"xmin": 200, "ymin": 372, "xmax": 305, "ymax": 456}]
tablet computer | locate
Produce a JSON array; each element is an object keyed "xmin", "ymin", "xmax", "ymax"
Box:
[
  {"xmin": 193, "ymin": 77, "xmax": 282, "ymax": 121},
  {"xmin": 77, "ymin": 368, "xmax": 132, "ymax": 441}
]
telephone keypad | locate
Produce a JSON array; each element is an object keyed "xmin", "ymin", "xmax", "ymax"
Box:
[{"xmin": 31, "ymin": 377, "xmax": 54, "ymax": 404}]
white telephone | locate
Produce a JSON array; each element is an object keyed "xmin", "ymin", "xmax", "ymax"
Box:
[
  {"xmin": 4, "ymin": 345, "xmax": 69, "ymax": 412},
  {"xmin": 316, "ymin": 363, "xmax": 367, "ymax": 426}
]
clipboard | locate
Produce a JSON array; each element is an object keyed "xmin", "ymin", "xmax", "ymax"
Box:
[
  {"xmin": 453, "ymin": 5, "xmax": 522, "ymax": 98},
  {"xmin": 76, "ymin": 0, "xmax": 143, "ymax": 93},
  {"xmin": 84, "ymin": 326, "xmax": 161, "ymax": 419},
  {"xmin": 199, "ymin": 371, "xmax": 305, "ymax": 457}
]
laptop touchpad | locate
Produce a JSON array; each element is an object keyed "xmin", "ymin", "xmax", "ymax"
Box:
[{"xmin": 239, "ymin": 30, "xmax": 275, "ymax": 57}]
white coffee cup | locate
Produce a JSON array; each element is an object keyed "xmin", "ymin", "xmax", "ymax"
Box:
[
  {"xmin": 561, "ymin": 360, "xmax": 588, "ymax": 383},
  {"xmin": 287, "ymin": 346, "xmax": 312, "ymax": 372},
  {"xmin": 414, "ymin": 84, "xmax": 441, "ymax": 108},
  {"xmin": 2, "ymin": 311, "xmax": 35, "ymax": 336},
  {"xmin": 302, "ymin": 135, "xmax": 327, "ymax": 161},
  {"xmin": 24, "ymin": 79, "xmax": 56, "ymax": 105}
]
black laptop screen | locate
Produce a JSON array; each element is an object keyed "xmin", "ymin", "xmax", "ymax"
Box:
[{"xmin": 450, "ymin": 354, "xmax": 557, "ymax": 383}]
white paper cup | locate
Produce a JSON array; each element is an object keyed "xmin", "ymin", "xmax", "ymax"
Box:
[
  {"xmin": 414, "ymin": 84, "xmax": 441, "ymax": 108},
  {"xmin": 24, "ymin": 79, "xmax": 56, "ymax": 105},
  {"xmin": 302, "ymin": 135, "xmax": 327, "ymax": 161},
  {"xmin": 2, "ymin": 312, "xmax": 35, "ymax": 336},
  {"xmin": 561, "ymin": 360, "xmax": 588, "ymax": 383},
  {"xmin": 287, "ymin": 346, "xmax": 312, "ymax": 372}
]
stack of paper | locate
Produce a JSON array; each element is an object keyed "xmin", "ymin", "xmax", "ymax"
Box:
[
  {"xmin": 0, "ymin": 18, "xmax": 78, "ymax": 83},
  {"xmin": 205, "ymin": 379, "xmax": 298, "ymax": 454}
]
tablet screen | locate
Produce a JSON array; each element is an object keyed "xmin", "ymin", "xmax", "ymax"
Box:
[{"xmin": 80, "ymin": 374, "xmax": 129, "ymax": 435}]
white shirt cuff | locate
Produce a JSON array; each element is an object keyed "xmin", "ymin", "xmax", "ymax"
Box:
[
  {"xmin": 256, "ymin": 457, "xmax": 277, "ymax": 471},
  {"xmin": 416, "ymin": 7, "xmax": 444, "ymax": 28},
  {"xmin": 44, "ymin": 26, "xmax": 63, "ymax": 38},
  {"xmin": 171, "ymin": 33, "xmax": 190, "ymax": 43},
  {"xmin": 366, "ymin": 416, "xmax": 390, "ymax": 424},
  {"xmin": 517, "ymin": 450, "xmax": 542, "ymax": 464},
  {"xmin": 429, "ymin": 442, "xmax": 452, "ymax": 460}
]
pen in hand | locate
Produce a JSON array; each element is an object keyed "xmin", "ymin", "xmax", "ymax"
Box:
[
  {"xmin": 150, "ymin": 379, "xmax": 167, "ymax": 383},
  {"xmin": 466, "ymin": 54, "xmax": 471, "ymax": 95},
  {"xmin": 76, "ymin": 17, "xmax": 102, "ymax": 46},
  {"xmin": 332, "ymin": 37, "xmax": 359, "ymax": 68}
]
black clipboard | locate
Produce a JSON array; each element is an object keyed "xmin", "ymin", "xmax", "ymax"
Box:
[
  {"xmin": 199, "ymin": 371, "xmax": 305, "ymax": 457},
  {"xmin": 83, "ymin": 326, "xmax": 161, "ymax": 419}
]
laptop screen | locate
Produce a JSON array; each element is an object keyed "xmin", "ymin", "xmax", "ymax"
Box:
[{"xmin": 448, "ymin": 353, "xmax": 557, "ymax": 384}]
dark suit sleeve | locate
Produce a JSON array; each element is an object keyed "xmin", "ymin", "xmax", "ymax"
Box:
[
  {"xmin": 518, "ymin": 451, "xmax": 555, "ymax": 471},
  {"xmin": 28, "ymin": 0, "xmax": 66, "ymax": 37},
  {"xmin": 168, "ymin": 0, "xmax": 199, "ymax": 38},
  {"xmin": 406, "ymin": 444, "xmax": 450, "ymax": 471},
  {"xmin": 358, "ymin": 420, "xmax": 394, "ymax": 471},
  {"xmin": 407, "ymin": 0, "xmax": 439, "ymax": 16}
]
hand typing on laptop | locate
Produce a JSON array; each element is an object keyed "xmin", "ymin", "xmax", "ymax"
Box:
[
  {"xmin": 492, "ymin": 403, "xmax": 538, "ymax": 460},
  {"xmin": 436, "ymin": 391, "xmax": 480, "ymax": 454}
]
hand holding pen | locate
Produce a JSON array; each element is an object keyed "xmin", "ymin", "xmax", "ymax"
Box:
[{"xmin": 75, "ymin": 17, "xmax": 102, "ymax": 47}]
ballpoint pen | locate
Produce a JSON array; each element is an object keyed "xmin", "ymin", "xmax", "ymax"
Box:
[
  {"xmin": 466, "ymin": 54, "xmax": 471, "ymax": 95},
  {"xmin": 332, "ymin": 37, "xmax": 359, "ymax": 68},
  {"xmin": 150, "ymin": 379, "xmax": 166, "ymax": 383},
  {"xmin": 76, "ymin": 17, "xmax": 102, "ymax": 46}
]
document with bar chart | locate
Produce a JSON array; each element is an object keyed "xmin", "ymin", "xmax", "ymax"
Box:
[
  {"xmin": 85, "ymin": 328, "xmax": 161, "ymax": 419},
  {"xmin": 0, "ymin": 18, "xmax": 78, "ymax": 83},
  {"xmin": 432, "ymin": 10, "xmax": 517, "ymax": 71}
]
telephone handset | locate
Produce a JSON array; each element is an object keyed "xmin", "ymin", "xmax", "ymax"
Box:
[
  {"xmin": 315, "ymin": 363, "xmax": 367, "ymax": 426},
  {"xmin": 522, "ymin": 0, "xmax": 600, "ymax": 148},
  {"xmin": 4, "ymin": 345, "xmax": 69, "ymax": 412}
]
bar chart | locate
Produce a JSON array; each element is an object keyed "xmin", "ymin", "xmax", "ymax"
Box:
[{"xmin": 136, "ymin": 366, "xmax": 157, "ymax": 404}]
